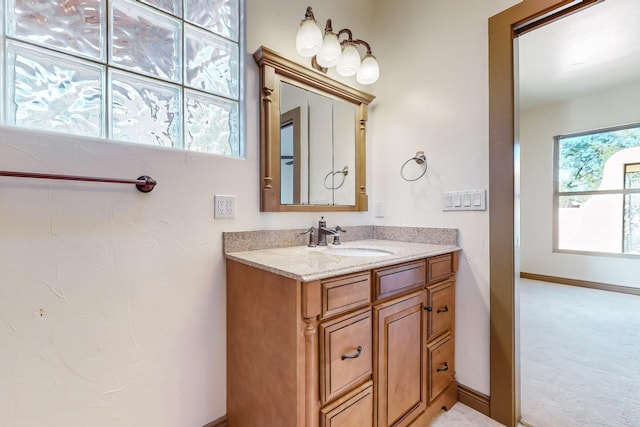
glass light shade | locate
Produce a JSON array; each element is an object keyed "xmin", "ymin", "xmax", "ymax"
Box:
[
  {"xmin": 316, "ymin": 33, "xmax": 342, "ymax": 68},
  {"xmin": 295, "ymin": 18, "xmax": 322, "ymax": 57},
  {"xmin": 336, "ymin": 44, "xmax": 361, "ymax": 76},
  {"xmin": 356, "ymin": 54, "xmax": 379, "ymax": 84}
]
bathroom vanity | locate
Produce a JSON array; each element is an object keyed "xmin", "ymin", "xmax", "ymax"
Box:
[{"xmin": 226, "ymin": 237, "xmax": 459, "ymax": 427}]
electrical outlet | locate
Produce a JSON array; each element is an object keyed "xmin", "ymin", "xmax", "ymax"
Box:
[{"xmin": 214, "ymin": 195, "xmax": 236, "ymax": 219}]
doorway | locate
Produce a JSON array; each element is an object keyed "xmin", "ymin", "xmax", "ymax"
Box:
[
  {"xmin": 488, "ymin": 1, "xmax": 606, "ymax": 426},
  {"xmin": 516, "ymin": 1, "xmax": 640, "ymax": 425},
  {"xmin": 489, "ymin": 0, "xmax": 640, "ymax": 425}
]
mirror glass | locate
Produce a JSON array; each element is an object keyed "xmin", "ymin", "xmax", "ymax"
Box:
[
  {"xmin": 279, "ymin": 82, "xmax": 356, "ymax": 206},
  {"xmin": 253, "ymin": 46, "xmax": 374, "ymax": 212}
]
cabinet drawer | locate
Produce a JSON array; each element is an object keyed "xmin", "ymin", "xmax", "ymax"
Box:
[
  {"xmin": 428, "ymin": 334, "xmax": 454, "ymax": 402},
  {"xmin": 373, "ymin": 260, "xmax": 426, "ymax": 300},
  {"xmin": 427, "ymin": 254, "xmax": 453, "ymax": 284},
  {"xmin": 319, "ymin": 309, "xmax": 373, "ymax": 403},
  {"xmin": 427, "ymin": 280, "xmax": 454, "ymax": 340},
  {"xmin": 320, "ymin": 381, "xmax": 373, "ymax": 427},
  {"xmin": 322, "ymin": 272, "xmax": 371, "ymax": 318}
]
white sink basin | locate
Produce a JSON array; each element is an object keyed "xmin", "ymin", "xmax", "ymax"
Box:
[{"xmin": 321, "ymin": 247, "xmax": 393, "ymax": 257}]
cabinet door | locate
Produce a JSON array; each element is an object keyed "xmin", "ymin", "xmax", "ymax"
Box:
[{"xmin": 374, "ymin": 290, "xmax": 427, "ymax": 427}]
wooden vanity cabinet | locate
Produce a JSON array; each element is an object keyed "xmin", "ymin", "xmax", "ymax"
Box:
[{"xmin": 226, "ymin": 251, "xmax": 458, "ymax": 427}]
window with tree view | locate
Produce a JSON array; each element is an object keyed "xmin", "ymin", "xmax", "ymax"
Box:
[
  {"xmin": 555, "ymin": 124, "xmax": 640, "ymax": 255},
  {"xmin": 0, "ymin": 0, "xmax": 242, "ymax": 156}
]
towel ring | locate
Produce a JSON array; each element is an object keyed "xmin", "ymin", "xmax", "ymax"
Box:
[
  {"xmin": 400, "ymin": 151, "xmax": 427, "ymax": 181},
  {"xmin": 324, "ymin": 165, "xmax": 349, "ymax": 190}
]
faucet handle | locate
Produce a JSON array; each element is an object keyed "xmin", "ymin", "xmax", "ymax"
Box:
[
  {"xmin": 332, "ymin": 225, "xmax": 346, "ymax": 245},
  {"xmin": 300, "ymin": 227, "xmax": 316, "ymax": 247}
]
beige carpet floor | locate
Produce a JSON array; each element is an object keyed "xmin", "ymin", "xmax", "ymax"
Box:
[
  {"xmin": 520, "ymin": 279, "xmax": 640, "ymax": 427},
  {"xmin": 424, "ymin": 279, "xmax": 640, "ymax": 427}
]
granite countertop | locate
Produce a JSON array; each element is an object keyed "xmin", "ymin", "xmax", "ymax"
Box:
[{"xmin": 225, "ymin": 239, "xmax": 460, "ymax": 282}]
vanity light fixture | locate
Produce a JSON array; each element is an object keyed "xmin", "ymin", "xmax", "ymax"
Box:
[{"xmin": 295, "ymin": 6, "xmax": 380, "ymax": 85}]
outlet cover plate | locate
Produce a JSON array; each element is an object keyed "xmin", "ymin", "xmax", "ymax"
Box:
[{"xmin": 214, "ymin": 195, "xmax": 236, "ymax": 219}]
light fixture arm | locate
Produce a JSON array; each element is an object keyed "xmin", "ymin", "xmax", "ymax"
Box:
[
  {"xmin": 336, "ymin": 28, "xmax": 353, "ymax": 42},
  {"xmin": 323, "ymin": 19, "xmax": 334, "ymax": 34},
  {"xmin": 311, "ymin": 56, "xmax": 328, "ymax": 73},
  {"xmin": 352, "ymin": 39, "xmax": 372, "ymax": 55},
  {"xmin": 304, "ymin": 6, "xmax": 315, "ymax": 20},
  {"xmin": 331, "ymin": 28, "xmax": 373, "ymax": 55}
]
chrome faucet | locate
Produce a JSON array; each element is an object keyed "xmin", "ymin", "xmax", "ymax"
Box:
[
  {"xmin": 317, "ymin": 217, "xmax": 346, "ymax": 246},
  {"xmin": 317, "ymin": 217, "xmax": 332, "ymax": 246}
]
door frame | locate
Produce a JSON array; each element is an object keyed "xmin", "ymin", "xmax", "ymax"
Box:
[{"xmin": 488, "ymin": 1, "xmax": 602, "ymax": 425}]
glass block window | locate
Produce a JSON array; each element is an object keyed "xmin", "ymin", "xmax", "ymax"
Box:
[{"xmin": 1, "ymin": 0, "xmax": 243, "ymax": 157}]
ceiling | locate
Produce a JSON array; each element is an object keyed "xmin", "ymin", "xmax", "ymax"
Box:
[{"xmin": 518, "ymin": 0, "xmax": 640, "ymax": 110}]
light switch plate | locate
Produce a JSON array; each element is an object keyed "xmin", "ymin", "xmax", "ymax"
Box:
[{"xmin": 443, "ymin": 189, "xmax": 486, "ymax": 211}]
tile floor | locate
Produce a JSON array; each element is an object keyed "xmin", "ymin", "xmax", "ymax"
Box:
[{"xmin": 428, "ymin": 403, "xmax": 504, "ymax": 426}]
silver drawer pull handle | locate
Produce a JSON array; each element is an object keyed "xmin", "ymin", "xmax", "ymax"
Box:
[
  {"xmin": 437, "ymin": 362, "xmax": 449, "ymax": 372},
  {"xmin": 437, "ymin": 306, "xmax": 449, "ymax": 313},
  {"xmin": 341, "ymin": 346, "xmax": 363, "ymax": 360}
]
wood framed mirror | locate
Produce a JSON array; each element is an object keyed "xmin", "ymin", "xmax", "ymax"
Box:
[{"xmin": 254, "ymin": 46, "xmax": 375, "ymax": 212}]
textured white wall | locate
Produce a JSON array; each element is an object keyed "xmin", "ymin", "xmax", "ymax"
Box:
[
  {"xmin": 520, "ymin": 83, "xmax": 640, "ymax": 287},
  {"xmin": 370, "ymin": 0, "xmax": 520, "ymax": 395},
  {"xmin": 0, "ymin": 126, "xmax": 247, "ymax": 426},
  {"xmin": 0, "ymin": 1, "xmax": 374, "ymax": 426},
  {"xmin": 0, "ymin": 0, "xmax": 523, "ymax": 424}
]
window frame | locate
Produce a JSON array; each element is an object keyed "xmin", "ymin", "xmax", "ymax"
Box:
[{"xmin": 553, "ymin": 122, "xmax": 640, "ymax": 258}]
